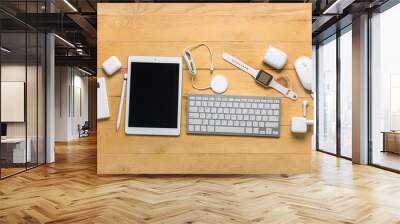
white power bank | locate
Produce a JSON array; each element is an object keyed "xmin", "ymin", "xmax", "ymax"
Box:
[
  {"xmin": 97, "ymin": 77, "xmax": 110, "ymax": 119},
  {"xmin": 263, "ymin": 46, "xmax": 288, "ymax": 70},
  {"xmin": 102, "ymin": 56, "xmax": 121, "ymax": 76}
]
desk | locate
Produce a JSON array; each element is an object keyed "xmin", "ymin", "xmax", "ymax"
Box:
[
  {"xmin": 382, "ymin": 131, "xmax": 400, "ymax": 154},
  {"xmin": 1, "ymin": 138, "xmax": 31, "ymax": 164},
  {"xmin": 97, "ymin": 3, "xmax": 312, "ymax": 174}
]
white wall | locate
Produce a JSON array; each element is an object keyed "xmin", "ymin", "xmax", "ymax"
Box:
[{"xmin": 54, "ymin": 67, "xmax": 89, "ymax": 141}]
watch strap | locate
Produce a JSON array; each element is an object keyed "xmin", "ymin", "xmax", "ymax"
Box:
[
  {"xmin": 222, "ymin": 52, "xmax": 259, "ymax": 78},
  {"xmin": 269, "ymin": 79, "xmax": 298, "ymax": 100}
]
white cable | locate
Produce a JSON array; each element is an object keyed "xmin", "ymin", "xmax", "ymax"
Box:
[
  {"xmin": 303, "ymin": 100, "xmax": 308, "ymax": 117},
  {"xmin": 191, "ymin": 75, "xmax": 211, "ymax": 90},
  {"xmin": 187, "ymin": 43, "xmax": 215, "ymax": 73},
  {"xmin": 183, "ymin": 43, "xmax": 215, "ymax": 90}
]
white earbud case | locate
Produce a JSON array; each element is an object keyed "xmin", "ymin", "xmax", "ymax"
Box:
[
  {"xmin": 102, "ymin": 56, "xmax": 122, "ymax": 76},
  {"xmin": 263, "ymin": 46, "xmax": 288, "ymax": 70}
]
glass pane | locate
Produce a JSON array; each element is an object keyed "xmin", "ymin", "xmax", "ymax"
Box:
[
  {"xmin": 1, "ymin": 30, "xmax": 27, "ymax": 178},
  {"xmin": 38, "ymin": 33, "xmax": 45, "ymax": 165},
  {"xmin": 340, "ymin": 28, "xmax": 352, "ymax": 158},
  {"xmin": 318, "ymin": 36, "xmax": 337, "ymax": 154},
  {"xmin": 371, "ymin": 4, "xmax": 400, "ymax": 171},
  {"xmin": 27, "ymin": 31, "xmax": 38, "ymax": 169}
]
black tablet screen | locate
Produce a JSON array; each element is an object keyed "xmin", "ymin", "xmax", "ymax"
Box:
[{"xmin": 128, "ymin": 62, "xmax": 179, "ymax": 128}]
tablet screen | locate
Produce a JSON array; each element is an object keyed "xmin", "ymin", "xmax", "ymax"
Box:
[{"xmin": 128, "ymin": 62, "xmax": 180, "ymax": 128}]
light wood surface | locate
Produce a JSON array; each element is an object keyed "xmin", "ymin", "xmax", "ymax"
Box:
[
  {"xmin": 97, "ymin": 3, "xmax": 312, "ymax": 174},
  {"xmin": 2, "ymin": 136, "xmax": 400, "ymax": 223}
]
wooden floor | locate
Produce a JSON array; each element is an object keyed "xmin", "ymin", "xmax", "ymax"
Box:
[{"xmin": 1, "ymin": 135, "xmax": 400, "ymax": 223}]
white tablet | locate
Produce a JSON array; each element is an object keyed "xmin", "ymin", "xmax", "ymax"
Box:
[{"xmin": 125, "ymin": 56, "xmax": 182, "ymax": 136}]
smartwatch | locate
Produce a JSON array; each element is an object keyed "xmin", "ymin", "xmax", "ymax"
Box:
[{"xmin": 222, "ymin": 52, "xmax": 297, "ymax": 100}]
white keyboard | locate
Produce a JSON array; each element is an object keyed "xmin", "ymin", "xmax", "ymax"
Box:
[{"xmin": 186, "ymin": 94, "xmax": 281, "ymax": 137}]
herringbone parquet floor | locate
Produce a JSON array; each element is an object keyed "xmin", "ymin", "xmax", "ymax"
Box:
[{"xmin": 1, "ymin": 135, "xmax": 400, "ymax": 224}]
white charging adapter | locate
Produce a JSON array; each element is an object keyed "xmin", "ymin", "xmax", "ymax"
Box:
[
  {"xmin": 263, "ymin": 46, "xmax": 288, "ymax": 70},
  {"xmin": 291, "ymin": 100, "xmax": 313, "ymax": 134},
  {"xmin": 102, "ymin": 56, "xmax": 122, "ymax": 76}
]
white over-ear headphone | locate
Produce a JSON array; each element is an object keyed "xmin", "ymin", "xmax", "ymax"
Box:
[{"xmin": 182, "ymin": 43, "xmax": 228, "ymax": 94}]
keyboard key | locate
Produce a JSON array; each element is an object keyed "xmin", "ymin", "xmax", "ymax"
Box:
[
  {"xmin": 188, "ymin": 113, "xmax": 199, "ymax": 118},
  {"xmin": 207, "ymin": 126, "xmax": 215, "ymax": 132},
  {"xmin": 201, "ymin": 126, "xmax": 207, "ymax": 132},
  {"xmin": 189, "ymin": 107, "xmax": 198, "ymax": 112},
  {"xmin": 253, "ymin": 128, "xmax": 259, "ymax": 134},
  {"xmin": 245, "ymin": 127, "xmax": 252, "ymax": 134},
  {"xmin": 188, "ymin": 125, "xmax": 194, "ymax": 131},
  {"xmin": 189, "ymin": 119, "xmax": 202, "ymax": 125},
  {"xmin": 215, "ymin": 126, "xmax": 245, "ymax": 134}
]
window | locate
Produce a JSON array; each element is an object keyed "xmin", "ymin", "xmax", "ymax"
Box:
[
  {"xmin": 370, "ymin": 3, "xmax": 400, "ymax": 171},
  {"xmin": 317, "ymin": 35, "xmax": 337, "ymax": 154},
  {"xmin": 339, "ymin": 27, "xmax": 352, "ymax": 158}
]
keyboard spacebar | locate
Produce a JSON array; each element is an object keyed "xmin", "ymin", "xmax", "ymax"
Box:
[{"xmin": 215, "ymin": 126, "xmax": 245, "ymax": 134}]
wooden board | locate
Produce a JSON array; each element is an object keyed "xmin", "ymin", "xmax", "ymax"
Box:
[{"xmin": 97, "ymin": 3, "xmax": 312, "ymax": 174}]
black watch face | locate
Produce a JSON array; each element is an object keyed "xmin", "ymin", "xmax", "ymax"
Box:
[{"xmin": 256, "ymin": 70, "xmax": 273, "ymax": 86}]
